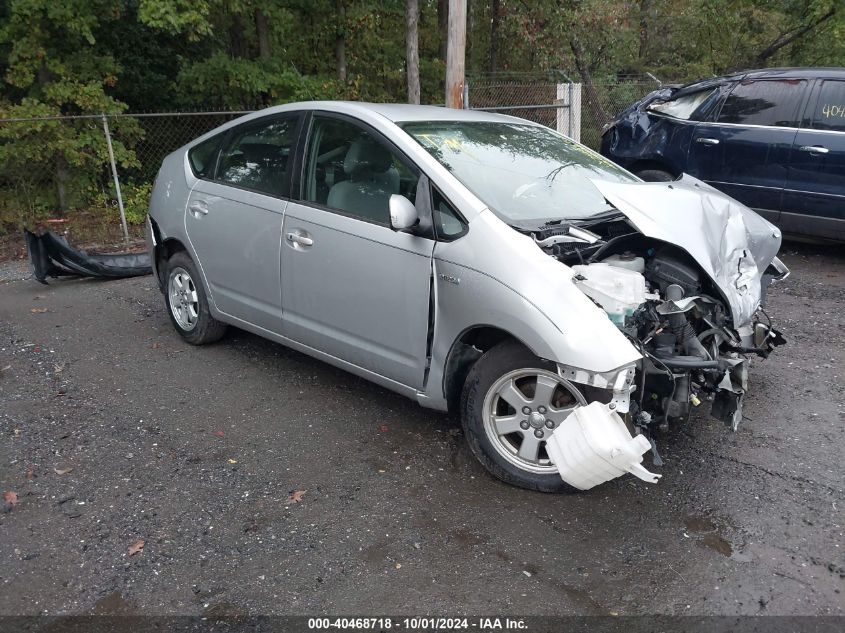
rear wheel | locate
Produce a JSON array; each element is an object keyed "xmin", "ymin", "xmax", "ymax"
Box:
[
  {"xmin": 635, "ymin": 168, "xmax": 674, "ymax": 182},
  {"xmin": 460, "ymin": 341, "xmax": 586, "ymax": 492},
  {"xmin": 164, "ymin": 251, "xmax": 227, "ymax": 345}
]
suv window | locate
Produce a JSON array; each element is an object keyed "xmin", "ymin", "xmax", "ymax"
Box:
[
  {"xmin": 216, "ymin": 116, "xmax": 297, "ymax": 196},
  {"xmin": 718, "ymin": 79, "xmax": 806, "ymax": 127},
  {"xmin": 648, "ymin": 89, "xmax": 716, "ymax": 120},
  {"xmin": 810, "ymin": 80, "xmax": 845, "ymax": 132},
  {"xmin": 303, "ymin": 116, "xmax": 418, "ymax": 224},
  {"xmin": 188, "ymin": 134, "xmax": 223, "ymax": 178}
]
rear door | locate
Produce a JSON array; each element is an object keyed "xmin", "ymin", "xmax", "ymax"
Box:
[
  {"xmin": 687, "ymin": 78, "xmax": 807, "ymax": 224},
  {"xmin": 280, "ymin": 113, "xmax": 435, "ymax": 389},
  {"xmin": 185, "ymin": 113, "xmax": 301, "ymax": 333},
  {"xmin": 781, "ymin": 79, "xmax": 845, "ymax": 240}
]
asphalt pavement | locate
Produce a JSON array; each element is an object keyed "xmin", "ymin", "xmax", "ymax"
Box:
[{"xmin": 0, "ymin": 242, "xmax": 842, "ymax": 616}]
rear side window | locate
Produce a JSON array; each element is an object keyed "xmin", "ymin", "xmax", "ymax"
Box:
[
  {"xmin": 216, "ymin": 116, "xmax": 298, "ymax": 196},
  {"xmin": 718, "ymin": 79, "xmax": 806, "ymax": 127},
  {"xmin": 810, "ymin": 80, "xmax": 845, "ymax": 131},
  {"xmin": 188, "ymin": 134, "xmax": 223, "ymax": 178}
]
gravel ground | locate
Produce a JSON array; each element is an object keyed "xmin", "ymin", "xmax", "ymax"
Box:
[{"xmin": 0, "ymin": 242, "xmax": 842, "ymax": 617}]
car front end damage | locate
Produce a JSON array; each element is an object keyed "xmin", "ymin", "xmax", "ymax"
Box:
[{"xmin": 531, "ymin": 176, "xmax": 788, "ymax": 489}]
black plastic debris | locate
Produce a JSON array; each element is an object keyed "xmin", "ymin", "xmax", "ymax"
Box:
[{"xmin": 24, "ymin": 230, "xmax": 151, "ymax": 284}]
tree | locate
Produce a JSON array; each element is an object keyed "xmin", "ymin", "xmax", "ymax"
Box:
[{"xmin": 0, "ymin": 0, "xmax": 140, "ymax": 217}]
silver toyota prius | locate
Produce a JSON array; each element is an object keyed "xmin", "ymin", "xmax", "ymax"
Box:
[{"xmin": 146, "ymin": 101, "xmax": 789, "ymax": 493}]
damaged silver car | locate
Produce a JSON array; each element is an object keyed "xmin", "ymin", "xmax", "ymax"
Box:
[{"xmin": 146, "ymin": 102, "xmax": 788, "ymax": 492}]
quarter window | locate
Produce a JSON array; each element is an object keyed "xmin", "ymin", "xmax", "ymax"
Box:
[
  {"xmin": 432, "ymin": 189, "xmax": 465, "ymax": 239},
  {"xmin": 810, "ymin": 80, "xmax": 845, "ymax": 132},
  {"xmin": 188, "ymin": 134, "xmax": 223, "ymax": 178},
  {"xmin": 216, "ymin": 116, "xmax": 297, "ymax": 196},
  {"xmin": 718, "ymin": 79, "xmax": 806, "ymax": 127},
  {"xmin": 304, "ymin": 116, "xmax": 418, "ymax": 224}
]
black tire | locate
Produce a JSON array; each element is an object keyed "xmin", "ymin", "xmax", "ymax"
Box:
[
  {"xmin": 635, "ymin": 168, "xmax": 674, "ymax": 182},
  {"xmin": 163, "ymin": 251, "xmax": 227, "ymax": 345},
  {"xmin": 460, "ymin": 341, "xmax": 581, "ymax": 493}
]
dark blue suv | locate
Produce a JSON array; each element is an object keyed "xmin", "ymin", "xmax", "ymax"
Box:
[{"xmin": 600, "ymin": 68, "xmax": 845, "ymax": 241}]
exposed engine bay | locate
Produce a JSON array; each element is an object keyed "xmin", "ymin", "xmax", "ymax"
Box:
[{"xmin": 526, "ymin": 177, "xmax": 789, "ymax": 464}]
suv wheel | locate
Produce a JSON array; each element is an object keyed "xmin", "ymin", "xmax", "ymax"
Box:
[
  {"xmin": 164, "ymin": 251, "xmax": 227, "ymax": 345},
  {"xmin": 635, "ymin": 168, "xmax": 674, "ymax": 182},
  {"xmin": 461, "ymin": 341, "xmax": 586, "ymax": 492}
]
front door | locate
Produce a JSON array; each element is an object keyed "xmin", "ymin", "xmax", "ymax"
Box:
[
  {"xmin": 280, "ymin": 114, "xmax": 434, "ymax": 389},
  {"xmin": 185, "ymin": 114, "xmax": 300, "ymax": 333},
  {"xmin": 687, "ymin": 78, "xmax": 806, "ymax": 224},
  {"xmin": 782, "ymin": 79, "xmax": 845, "ymax": 241}
]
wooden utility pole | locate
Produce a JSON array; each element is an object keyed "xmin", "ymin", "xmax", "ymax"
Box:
[
  {"xmin": 444, "ymin": 0, "xmax": 466, "ymax": 108},
  {"xmin": 406, "ymin": 0, "xmax": 420, "ymax": 104}
]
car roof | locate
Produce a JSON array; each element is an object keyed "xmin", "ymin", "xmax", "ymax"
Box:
[
  {"xmin": 256, "ymin": 100, "xmax": 534, "ymax": 125},
  {"xmin": 679, "ymin": 67, "xmax": 845, "ymax": 91}
]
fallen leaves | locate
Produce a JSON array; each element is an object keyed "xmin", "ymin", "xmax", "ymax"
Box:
[
  {"xmin": 379, "ymin": 425, "xmax": 390, "ymax": 433},
  {"xmin": 29, "ymin": 308, "xmax": 49, "ymax": 314},
  {"xmin": 127, "ymin": 539, "xmax": 145, "ymax": 556},
  {"xmin": 227, "ymin": 458, "xmax": 238, "ymax": 464},
  {"xmin": 213, "ymin": 430, "xmax": 225, "ymax": 438},
  {"xmin": 53, "ymin": 466, "xmax": 74, "ymax": 475},
  {"xmin": 151, "ymin": 342, "xmax": 161, "ymax": 349},
  {"xmin": 3, "ymin": 491, "xmax": 19, "ymax": 506},
  {"xmin": 286, "ymin": 490, "xmax": 306, "ymax": 505}
]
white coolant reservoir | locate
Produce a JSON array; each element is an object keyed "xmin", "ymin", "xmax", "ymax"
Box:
[
  {"xmin": 546, "ymin": 401, "xmax": 662, "ymax": 490},
  {"xmin": 571, "ymin": 263, "xmax": 647, "ymax": 327},
  {"xmin": 601, "ymin": 252, "xmax": 645, "ymax": 273}
]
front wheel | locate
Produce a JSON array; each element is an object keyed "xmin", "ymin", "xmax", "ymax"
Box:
[{"xmin": 460, "ymin": 341, "xmax": 586, "ymax": 492}]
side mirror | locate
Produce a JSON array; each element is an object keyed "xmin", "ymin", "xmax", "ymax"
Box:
[{"xmin": 388, "ymin": 194, "xmax": 419, "ymax": 232}]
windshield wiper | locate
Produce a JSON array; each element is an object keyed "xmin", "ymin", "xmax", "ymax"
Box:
[{"xmin": 567, "ymin": 208, "xmax": 626, "ymax": 224}]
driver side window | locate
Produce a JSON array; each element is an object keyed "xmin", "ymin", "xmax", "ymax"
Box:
[{"xmin": 304, "ymin": 116, "xmax": 418, "ymax": 224}]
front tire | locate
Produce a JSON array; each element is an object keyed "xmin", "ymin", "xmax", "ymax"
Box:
[
  {"xmin": 164, "ymin": 251, "xmax": 227, "ymax": 345},
  {"xmin": 460, "ymin": 341, "xmax": 586, "ymax": 493}
]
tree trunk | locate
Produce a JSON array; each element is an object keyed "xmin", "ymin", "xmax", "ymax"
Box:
[
  {"xmin": 570, "ymin": 34, "xmax": 608, "ymax": 125},
  {"xmin": 406, "ymin": 0, "xmax": 421, "ymax": 104},
  {"xmin": 229, "ymin": 12, "xmax": 247, "ymax": 58},
  {"xmin": 444, "ymin": 0, "xmax": 466, "ymax": 108},
  {"xmin": 55, "ymin": 157, "xmax": 69, "ymax": 215},
  {"xmin": 438, "ymin": 0, "xmax": 448, "ymax": 62},
  {"xmin": 335, "ymin": 0, "xmax": 347, "ymax": 83},
  {"xmin": 255, "ymin": 9, "xmax": 271, "ymax": 59},
  {"xmin": 489, "ymin": 0, "xmax": 500, "ymax": 73},
  {"xmin": 638, "ymin": 0, "xmax": 650, "ymax": 61}
]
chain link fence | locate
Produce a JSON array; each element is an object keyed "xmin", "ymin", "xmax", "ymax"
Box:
[
  {"xmin": 468, "ymin": 74, "xmax": 661, "ymax": 149},
  {"xmin": 0, "ymin": 111, "xmax": 247, "ymax": 243},
  {"xmin": 0, "ymin": 76, "xmax": 660, "ymax": 241}
]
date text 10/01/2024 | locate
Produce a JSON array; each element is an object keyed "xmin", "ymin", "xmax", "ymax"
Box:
[{"xmin": 307, "ymin": 617, "xmax": 528, "ymax": 630}]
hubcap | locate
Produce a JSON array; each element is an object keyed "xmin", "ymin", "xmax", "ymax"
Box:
[
  {"xmin": 168, "ymin": 267, "xmax": 199, "ymax": 331},
  {"xmin": 482, "ymin": 368, "xmax": 586, "ymax": 474}
]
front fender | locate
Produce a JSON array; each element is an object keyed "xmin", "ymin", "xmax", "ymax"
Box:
[{"xmin": 423, "ymin": 210, "xmax": 641, "ymax": 409}]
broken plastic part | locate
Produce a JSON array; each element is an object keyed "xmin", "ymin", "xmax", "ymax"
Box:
[
  {"xmin": 546, "ymin": 401, "xmax": 662, "ymax": 490},
  {"xmin": 24, "ymin": 230, "xmax": 151, "ymax": 284}
]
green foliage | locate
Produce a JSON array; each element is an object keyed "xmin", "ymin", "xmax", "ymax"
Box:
[{"xmin": 0, "ymin": 0, "xmax": 843, "ymax": 234}]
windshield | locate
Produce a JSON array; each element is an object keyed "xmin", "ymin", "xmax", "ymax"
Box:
[{"xmin": 399, "ymin": 121, "xmax": 637, "ymax": 225}]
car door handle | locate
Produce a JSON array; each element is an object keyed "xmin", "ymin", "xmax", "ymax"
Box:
[
  {"xmin": 286, "ymin": 231, "xmax": 313, "ymax": 247},
  {"xmin": 188, "ymin": 202, "xmax": 208, "ymax": 216},
  {"xmin": 696, "ymin": 137, "xmax": 720, "ymax": 146},
  {"xmin": 799, "ymin": 145, "xmax": 829, "ymax": 155}
]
